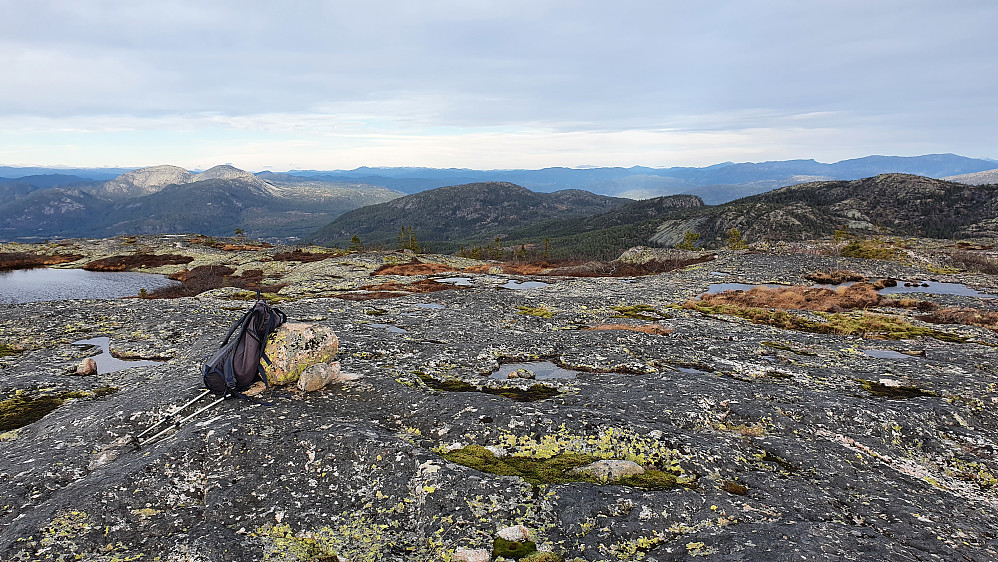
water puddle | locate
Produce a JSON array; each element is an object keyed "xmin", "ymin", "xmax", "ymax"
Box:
[
  {"xmin": 72, "ymin": 337, "xmax": 165, "ymax": 374},
  {"xmin": 0, "ymin": 268, "xmax": 178, "ymax": 304},
  {"xmin": 862, "ymin": 349, "xmax": 917, "ymax": 360},
  {"xmin": 414, "ymin": 303, "xmax": 444, "ymax": 310},
  {"xmin": 437, "ymin": 277, "xmax": 473, "ymax": 286},
  {"xmin": 879, "ymin": 281, "xmax": 994, "ymax": 299},
  {"xmin": 501, "ymin": 280, "xmax": 550, "ymax": 290},
  {"xmin": 489, "ymin": 361, "xmax": 579, "ymax": 380},
  {"xmin": 370, "ymin": 323, "xmax": 407, "ymax": 334}
]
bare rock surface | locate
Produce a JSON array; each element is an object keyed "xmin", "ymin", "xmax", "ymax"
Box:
[{"xmin": 0, "ymin": 239, "xmax": 996, "ymax": 560}]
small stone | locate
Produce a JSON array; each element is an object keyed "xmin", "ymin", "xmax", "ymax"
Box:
[
  {"xmin": 452, "ymin": 547, "xmax": 491, "ymax": 562},
  {"xmin": 76, "ymin": 357, "xmax": 98, "ymax": 376},
  {"xmin": 496, "ymin": 524, "xmax": 530, "ymax": 542},
  {"xmin": 878, "ymin": 378, "xmax": 903, "ymax": 387},
  {"xmin": 571, "ymin": 459, "xmax": 645, "ymax": 483},
  {"xmin": 508, "ymin": 368, "xmax": 535, "ymax": 380},
  {"xmin": 297, "ymin": 362, "xmax": 359, "ymax": 392}
]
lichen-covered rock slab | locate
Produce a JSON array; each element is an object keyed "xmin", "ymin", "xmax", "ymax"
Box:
[{"xmin": 264, "ymin": 323, "xmax": 338, "ymax": 386}]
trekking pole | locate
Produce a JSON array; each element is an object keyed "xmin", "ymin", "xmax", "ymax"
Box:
[
  {"xmin": 138, "ymin": 395, "xmax": 226, "ymax": 447},
  {"xmin": 135, "ymin": 389, "xmax": 212, "ymax": 441}
]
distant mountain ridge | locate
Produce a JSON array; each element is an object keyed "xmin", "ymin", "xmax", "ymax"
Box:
[
  {"xmin": 5, "ymin": 153, "xmax": 995, "ymax": 204},
  {"xmin": 287, "ymin": 153, "xmax": 998, "ymax": 202},
  {"xmin": 0, "ymin": 165, "xmax": 402, "ymax": 241},
  {"xmin": 309, "ymin": 181, "xmax": 630, "ymax": 250}
]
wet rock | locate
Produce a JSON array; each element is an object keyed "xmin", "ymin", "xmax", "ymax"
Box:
[
  {"xmin": 89, "ymin": 435, "xmax": 137, "ymax": 470},
  {"xmin": 264, "ymin": 323, "xmax": 338, "ymax": 386},
  {"xmin": 76, "ymin": 357, "xmax": 97, "ymax": 376},
  {"xmin": 570, "ymin": 459, "xmax": 645, "ymax": 483},
  {"xmin": 452, "ymin": 547, "xmax": 491, "ymax": 562}
]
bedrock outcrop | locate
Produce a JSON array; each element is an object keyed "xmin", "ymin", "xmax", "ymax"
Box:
[{"xmin": 0, "ymin": 240, "xmax": 996, "ymax": 560}]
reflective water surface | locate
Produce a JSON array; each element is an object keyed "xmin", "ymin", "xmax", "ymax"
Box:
[
  {"xmin": 72, "ymin": 337, "xmax": 165, "ymax": 374},
  {"xmin": 0, "ymin": 268, "xmax": 178, "ymax": 303}
]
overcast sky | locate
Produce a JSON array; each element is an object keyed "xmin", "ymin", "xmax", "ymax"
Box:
[{"xmin": 1, "ymin": 0, "xmax": 995, "ymax": 170}]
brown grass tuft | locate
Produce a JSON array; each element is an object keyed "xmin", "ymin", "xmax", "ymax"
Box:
[
  {"xmin": 0, "ymin": 252, "xmax": 83, "ymax": 271},
  {"xmin": 147, "ymin": 265, "xmax": 283, "ymax": 298},
  {"xmin": 373, "ymin": 261, "xmax": 458, "ymax": 276},
  {"xmin": 804, "ymin": 270, "xmax": 865, "ymax": 284},
  {"xmin": 270, "ymin": 249, "xmax": 338, "ymax": 263},
  {"xmin": 699, "ymin": 283, "xmax": 884, "ymax": 313},
  {"xmin": 918, "ymin": 308, "xmax": 998, "ymax": 332},
  {"xmin": 83, "ymin": 254, "xmax": 193, "ymax": 272}
]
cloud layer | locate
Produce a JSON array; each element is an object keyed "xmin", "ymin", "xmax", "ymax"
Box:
[{"xmin": 2, "ymin": 0, "xmax": 995, "ymax": 169}]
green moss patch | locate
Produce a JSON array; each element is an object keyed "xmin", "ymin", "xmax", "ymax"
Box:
[
  {"xmin": 611, "ymin": 304, "xmax": 670, "ymax": 321},
  {"xmin": 418, "ymin": 373, "xmax": 477, "ymax": 392},
  {"xmin": 494, "ymin": 537, "xmax": 538, "ymax": 560},
  {"xmin": 855, "ymin": 378, "xmax": 938, "ymax": 399},
  {"xmin": 0, "ymin": 392, "xmax": 65, "ymax": 432},
  {"xmin": 417, "ymin": 374, "xmax": 561, "ymax": 402},
  {"xmin": 440, "ymin": 445, "xmax": 681, "ymax": 490},
  {"xmin": 0, "ymin": 387, "xmax": 120, "ymax": 432},
  {"xmin": 516, "ymin": 306, "xmax": 554, "ymax": 318},
  {"xmin": 0, "ymin": 344, "xmax": 20, "ymax": 358},
  {"xmin": 441, "ymin": 445, "xmax": 599, "ymax": 485},
  {"xmin": 686, "ymin": 303, "xmax": 967, "ymax": 342},
  {"xmin": 483, "ymin": 384, "xmax": 561, "ymax": 402}
]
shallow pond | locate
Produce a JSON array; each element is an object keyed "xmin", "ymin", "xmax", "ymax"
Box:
[
  {"xmin": 880, "ymin": 281, "xmax": 994, "ymax": 299},
  {"xmin": 370, "ymin": 323, "xmax": 407, "ymax": 334},
  {"xmin": 489, "ymin": 361, "xmax": 579, "ymax": 380},
  {"xmin": 0, "ymin": 268, "xmax": 178, "ymax": 303},
  {"xmin": 72, "ymin": 337, "xmax": 166, "ymax": 374}
]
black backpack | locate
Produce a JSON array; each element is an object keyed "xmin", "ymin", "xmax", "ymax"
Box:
[{"xmin": 202, "ymin": 298, "xmax": 287, "ymax": 397}]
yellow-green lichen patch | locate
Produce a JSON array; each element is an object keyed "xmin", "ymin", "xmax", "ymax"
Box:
[
  {"xmin": 517, "ymin": 306, "xmax": 554, "ymax": 318},
  {"xmin": 611, "ymin": 304, "xmax": 670, "ymax": 321},
  {"xmin": 257, "ymin": 524, "xmax": 341, "ymax": 561},
  {"xmin": 440, "ymin": 426, "xmax": 692, "ymax": 489},
  {"xmin": 0, "ymin": 344, "xmax": 19, "ymax": 357},
  {"xmin": 855, "ymin": 378, "xmax": 939, "ymax": 399}
]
